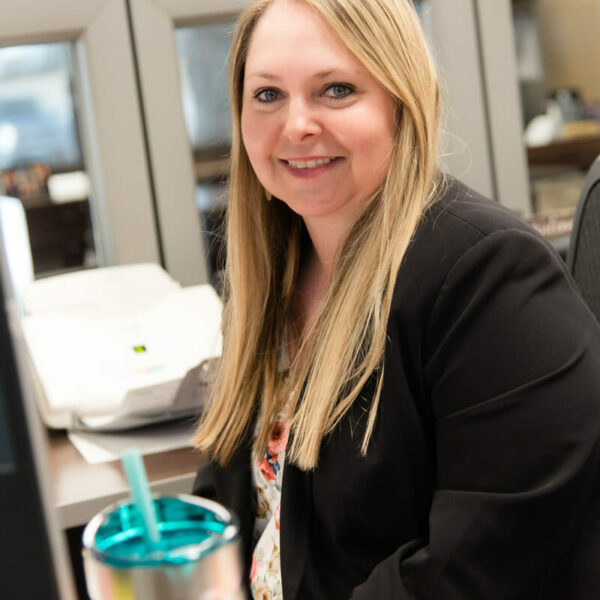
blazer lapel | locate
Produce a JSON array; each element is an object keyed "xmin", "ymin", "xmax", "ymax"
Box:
[
  {"xmin": 281, "ymin": 459, "xmax": 313, "ymax": 600},
  {"xmin": 213, "ymin": 444, "xmax": 255, "ymax": 578}
]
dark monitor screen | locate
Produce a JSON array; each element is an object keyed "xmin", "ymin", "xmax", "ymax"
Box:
[
  {"xmin": 0, "ymin": 259, "xmax": 65, "ymax": 598},
  {"xmin": 0, "ymin": 370, "xmax": 15, "ymax": 471}
]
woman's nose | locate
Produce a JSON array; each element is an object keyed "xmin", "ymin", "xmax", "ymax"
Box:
[{"xmin": 282, "ymin": 98, "xmax": 322, "ymax": 143}]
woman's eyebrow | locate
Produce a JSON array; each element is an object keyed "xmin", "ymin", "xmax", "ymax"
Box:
[
  {"xmin": 245, "ymin": 71, "xmax": 280, "ymax": 81},
  {"xmin": 246, "ymin": 68, "xmax": 363, "ymax": 82},
  {"xmin": 313, "ymin": 70, "xmax": 335, "ymax": 79},
  {"xmin": 313, "ymin": 68, "xmax": 363, "ymax": 79}
]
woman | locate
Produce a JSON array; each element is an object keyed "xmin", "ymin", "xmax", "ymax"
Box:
[{"xmin": 193, "ymin": 0, "xmax": 600, "ymax": 598}]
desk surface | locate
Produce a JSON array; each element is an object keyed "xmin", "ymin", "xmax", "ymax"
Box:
[{"xmin": 48, "ymin": 430, "xmax": 207, "ymax": 529}]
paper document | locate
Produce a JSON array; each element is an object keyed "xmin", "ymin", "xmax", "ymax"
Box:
[{"xmin": 68, "ymin": 419, "xmax": 197, "ymax": 464}]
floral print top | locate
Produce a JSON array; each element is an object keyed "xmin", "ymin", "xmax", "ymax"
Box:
[{"xmin": 250, "ymin": 415, "xmax": 291, "ymax": 600}]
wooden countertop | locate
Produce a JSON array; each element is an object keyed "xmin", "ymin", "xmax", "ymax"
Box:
[{"xmin": 48, "ymin": 429, "xmax": 207, "ymax": 529}]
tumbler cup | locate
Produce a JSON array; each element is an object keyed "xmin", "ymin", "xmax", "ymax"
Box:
[{"xmin": 82, "ymin": 494, "xmax": 244, "ymax": 600}]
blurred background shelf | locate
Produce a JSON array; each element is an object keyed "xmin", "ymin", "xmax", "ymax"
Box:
[{"xmin": 528, "ymin": 134, "xmax": 600, "ymax": 169}]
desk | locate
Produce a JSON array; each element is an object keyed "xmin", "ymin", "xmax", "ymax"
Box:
[{"xmin": 48, "ymin": 430, "xmax": 207, "ymax": 530}]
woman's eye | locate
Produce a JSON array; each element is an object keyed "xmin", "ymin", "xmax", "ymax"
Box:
[
  {"xmin": 324, "ymin": 83, "xmax": 354, "ymax": 100},
  {"xmin": 254, "ymin": 88, "xmax": 280, "ymax": 103}
]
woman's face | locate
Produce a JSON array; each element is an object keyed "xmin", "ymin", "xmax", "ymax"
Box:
[{"xmin": 241, "ymin": 0, "xmax": 397, "ymax": 226}]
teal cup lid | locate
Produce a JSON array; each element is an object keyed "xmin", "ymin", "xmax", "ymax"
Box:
[{"xmin": 82, "ymin": 494, "xmax": 239, "ymax": 569}]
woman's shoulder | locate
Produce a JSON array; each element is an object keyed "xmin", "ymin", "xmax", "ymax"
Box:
[
  {"xmin": 408, "ymin": 176, "xmax": 554, "ymax": 270},
  {"xmin": 394, "ymin": 176, "xmax": 562, "ymax": 309},
  {"xmin": 425, "ymin": 176, "xmax": 534, "ymax": 242}
]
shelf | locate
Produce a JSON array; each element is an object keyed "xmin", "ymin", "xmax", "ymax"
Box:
[{"xmin": 527, "ymin": 135, "xmax": 600, "ymax": 170}]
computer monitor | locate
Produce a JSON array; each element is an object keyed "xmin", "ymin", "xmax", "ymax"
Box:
[{"xmin": 0, "ymin": 237, "xmax": 76, "ymax": 598}]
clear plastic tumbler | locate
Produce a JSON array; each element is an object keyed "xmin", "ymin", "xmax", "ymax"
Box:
[{"xmin": 82, "ymin": 494, "xmax": 244, "ymax": 600}]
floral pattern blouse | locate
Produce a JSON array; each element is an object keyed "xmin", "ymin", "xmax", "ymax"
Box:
[{"xmin": 250, "ymin": 415, "xmax": 291, "ymax": 600}]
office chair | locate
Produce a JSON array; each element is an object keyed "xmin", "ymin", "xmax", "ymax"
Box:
[{"xmin": 567, "ymin": 155, "xmax": 600, "ymax": 321}]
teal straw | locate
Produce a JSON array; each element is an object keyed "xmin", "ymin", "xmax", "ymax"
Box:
[{"xmin": 121, "ymin": 448, "xmax": 161, "ymax": 550}]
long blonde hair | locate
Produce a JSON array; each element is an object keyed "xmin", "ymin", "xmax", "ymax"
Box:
[{"xmin": 193, "ymin": 0, "xmax": 442, "ymax": 470}]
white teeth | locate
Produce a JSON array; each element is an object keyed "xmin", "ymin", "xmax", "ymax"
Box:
[{"xmin": 287, "ymin": 157, "xmax": 334, "ymax": 169}]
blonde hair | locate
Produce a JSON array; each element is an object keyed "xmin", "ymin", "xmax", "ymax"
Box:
[{"xmin": 193, "ymin": 0, "xmax": 442, "ymax": 470}]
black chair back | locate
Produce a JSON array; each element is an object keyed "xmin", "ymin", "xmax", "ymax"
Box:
[{"xmin": 567, "ymin": 156, "xmax": 600, "ymax": 320}]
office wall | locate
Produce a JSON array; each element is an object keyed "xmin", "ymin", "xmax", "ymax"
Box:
[{"xmin": 535, "ymin": 0, "xmax": 600, "ymax": 101}]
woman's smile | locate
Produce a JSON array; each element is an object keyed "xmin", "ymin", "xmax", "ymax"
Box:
[{"xmin": 279, "ymin": 155, "xmax": 343, "ymax": 178}]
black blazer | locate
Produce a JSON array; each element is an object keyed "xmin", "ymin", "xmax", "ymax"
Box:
[{"xmin": 193, "ymin": 178, "xmax": 600, "ymax": 599}]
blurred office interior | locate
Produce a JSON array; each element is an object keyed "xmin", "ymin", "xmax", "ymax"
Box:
[
  {"xmin": 0, "ymin": 0, "xmax": 598, "ymax": 285},
  {"xmin": 1, "ymin": 1, "xmax": 599, "ymax": 598}
]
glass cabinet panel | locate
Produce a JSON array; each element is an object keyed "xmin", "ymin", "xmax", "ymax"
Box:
[
  {"xmin": 0, "ymin": 42, "xmax": 95, "ymax": 276},
  {"xmin": 414, "ymin": 0, "xmax": 433, "ymax": 41},
  {"xmin": 176, "ymin": 23, "xmax": 233, "ymax": 155},
  {"xmin": 175, "ymin": 20, "xmax": 236, "ymax": 288}
]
